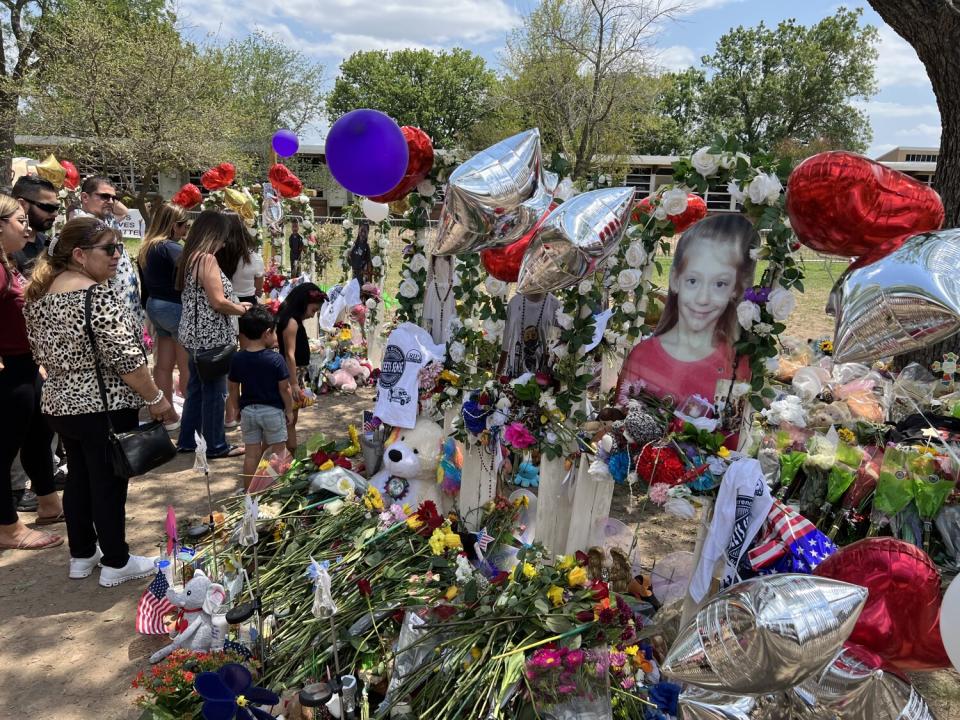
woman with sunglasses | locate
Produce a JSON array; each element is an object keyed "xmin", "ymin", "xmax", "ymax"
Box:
[
  {"xmin": 0, "ymin": 193, "xmax": 64, "ymax": 551},
  {"xmin": 23, "ymin": 217, "xmax": 177, "ymax": 585},
  {"xmin": 138, "ymin": 202, "xmax": 190, "ymax": 430}
]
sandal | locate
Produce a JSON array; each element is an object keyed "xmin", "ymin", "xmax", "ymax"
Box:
[
  {"xmin": 208, "ymin": 444, "xmax": 245, "ymax": 459},
  {"xmin": 0, "ymin": 528, "xmax": 64, "ymax": 550},
  {"xmin": 35, "ymin": 511, "xmax": 66, "ymax": 526}
]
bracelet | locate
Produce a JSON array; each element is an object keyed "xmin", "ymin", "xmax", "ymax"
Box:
[{"xmin": 145, "ymin": 389, "xmax": 165, "ymax": 406}]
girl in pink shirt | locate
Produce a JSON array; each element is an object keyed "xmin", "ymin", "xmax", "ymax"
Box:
[{"xmin": 616, "ymin": 214, "xmax": 758, "ymax": 422}]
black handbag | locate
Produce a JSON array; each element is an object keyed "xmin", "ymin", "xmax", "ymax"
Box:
[
  {"xmin": 84, "ymin": 287, "xmax": 177, "ymax": 478},
  {"xmin": 190, "ymin": 268, "xmax": 236, "ymax": 382}
]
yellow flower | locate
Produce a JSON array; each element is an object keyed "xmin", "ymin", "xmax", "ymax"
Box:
[
  {"xmin": 445, "ymin": 585, "xmax": 459, "ymax": 600},
  {"xmin": 513, "ymin": 494, "xmax": 530, "ymax": 509},
  {"xmin": 406, "ymin": 515, "xmax": 423, "ymax": 532},
  {"xmin": 470, "ymin": 647, "xmax": 481, "ymax": 660},
  {"xmin": 443, "ymin": 530, "xmax": 462, "ymax": 550},
  {"xmin": 624, "ymin": 645, "xmax": 639, "ymax": 657},
  {"xmin": 440, "ymin": 370, "xmax": 460, "ymax": 385},
  {"xmin": 556, "ymin": 555, "xmax": 575, "ymax": 571},
  {"xmin": 428, "ymin": 528, "xmax": 447, "ymax": 555},
  {"xmin": 567, "ymin": 566, "xmax": 588, "ymax": 588},
  {"xmin": 546, "ymin": 585, "xmax": 565, "ymax": 607},
  {"xmin": 716, "ymin": 446, "xmax": 730, "ymax": 459},
  {"xmin": 339, "ymin": 328, "xmax": 353, "ymax": 341},
  {"xmin": 522, "ymin": 562, "xmax": 537, "ymax": 579},
  {"xmin": 837, "ymin": 428, "xmax": 856, "ymax": 444},
  {"xmin": 402, "ymin": 503, "xmax": 413, "ymax": 516},
  {"xmin": 363, "ymin": 486, "xmax": 384, "ymax": 511},
  {"xmin": 319, "ymin": 460, "xmax": 334, "ymax": 471}
]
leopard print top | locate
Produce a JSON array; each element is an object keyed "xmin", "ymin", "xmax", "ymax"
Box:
[
  {"xmin": 24, "ymin": 283, "xmax": 146, "ymax": 416},
  {"xmin": 178, "ymin": 259, "xmax": 238, "ymax": 351}
]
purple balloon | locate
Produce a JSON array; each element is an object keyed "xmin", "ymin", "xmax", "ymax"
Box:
[
  {"xmin": 272, "ymin": 129, "xmax": 299, "ymax": 158},
  {"xmin": 325, "ymin": 109, "xmax": 408, "ymax": 197}
]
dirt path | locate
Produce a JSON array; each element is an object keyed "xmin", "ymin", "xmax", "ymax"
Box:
[{"xmin": 2, "ymin": 387, "xmax": 957, "ymax": 718}]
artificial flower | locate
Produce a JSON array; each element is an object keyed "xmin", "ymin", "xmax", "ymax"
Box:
[
  {"xmin": 503, "ymin": 422, "xmax": 536, "ymax": 449},
  {"xmin": 556, "ymin": 555, "xmax": 575, "ymax": 571},
  {"xmin": 428, "ymin": 528, "xmax": 447, "ymax": 555},
  {"xmin": 625, "ymin": 242, "xmax": 647, "ymax": 268},
  {"xmin": 410, "ymin": 253, "xmax": 428, "ymax": 272},
  {"xmin": 635, "ymin": 445, "xmax": 687, "ymax": 486},
  {"xmin": 567, "ymin": 566, "xmax": 588, "ymax": 588},
  {"xmin": 691, "ymin": 147, "xmax": 721, "ymax": 177},
  {"xmin": 649, "ymin": 483, "xmax": 671, "ymax": 506},
  {"xmin": 621, "ymin": 300, "xmax": 636, "ymax": 315},
  {"xmin": 766, "ymin": 287, "xmax": 797, "ymax": 322},
  {"xmin": 546, "ymin": 584, "xmax": 565, "ymax": 607},
  {"xmin": 736, "ymin": 300, "xmax": 761, "ymax": 330},
  {"xmin": 578, "ymin": 279, "xmax": 593, "ymax": 295},
  {"xmin": 727, "ymin": 179, "xmax": 746, "ymax": 205},
  {"xmin": 522, "ymin": 562, "xmax": 538, "ymax": 579},
  {"xmin": 398, "ymin": 278, "xmax": 419, "ymax": 298},
  {"xmin": 747, "ymin": 172, "xmax": 783, "ymax": 205},
  {"xmin": 449, "ymin": 341, "xmax": 466, "ymax": 363},
  {"xmin": 554, "ymin": 309, "xmax": 574, "ymax": 330},
  {"xmin": 484, "ymin": 276, "xmax": 508, "ymax": 296},
  {"xmin": 660, "ymin": 187, "xmax": 689, "ymax": 216},
  {"xmin": 617, "ymin": 269, "xmax": 642, "ymax": 292}
]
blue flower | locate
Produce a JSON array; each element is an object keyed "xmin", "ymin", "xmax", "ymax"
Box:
[{"xmin": 194, "ymin": 663, "xmax": 279, "ymax": 720}]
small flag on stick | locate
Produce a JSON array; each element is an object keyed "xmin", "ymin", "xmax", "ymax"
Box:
[{"xmin": 136, "ymin": 570, "xmax": 175, "ymax": 635}]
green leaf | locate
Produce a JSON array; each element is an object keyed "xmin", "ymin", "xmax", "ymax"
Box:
[
  {"xmin": 544, "ymin": 615, "xmax": 573, "ymax": 633},
  {"xmin": 534, "ymin": 597, "xmax": 550, "ymax": 614},
  {"xmin": 363, "ymin": 551, "xmax": 384, "ymax": 567},
  {"xmin": 750, "ymin": 394, "xmax": 765, "ymax": 411}
]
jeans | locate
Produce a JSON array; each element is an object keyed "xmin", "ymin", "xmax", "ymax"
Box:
[
  {"xmin": 145, "ymin": 297, "xmax": 183, "ymax": 339},
  {"xmin": 0, "ymin": 355, "xmax": 55, "ymax": 525},
  {"xmin": 177, "ymin": 356, "xmax": 229, "ymax": 455},
  {"xmin": 47, "ymin": 408, "xmax": 138, "ymax": 567}
]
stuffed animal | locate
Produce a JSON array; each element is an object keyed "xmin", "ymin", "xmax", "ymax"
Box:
[
  {"xmin": 371, "ymin": 417, "xmax": 453, "ymax": 511},
  {"xmin": 513, "ymin": 461, "xmax": 539, "ymax": 488},
  {"xmin": 326, "ymin": 357, "xmax": 368, "ymax": 393},
  {"xmin": 149, "ymin": 569, "xmax": 227, "ymax": 663}
]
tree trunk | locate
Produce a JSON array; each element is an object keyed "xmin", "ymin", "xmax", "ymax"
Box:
[
  {"xmin": 868, "ymin": 1, "xmax": 960, "ymax": 370},
  {"xmin": 0, "ymin": 89, "xmax": 18, "ymax": 186}
]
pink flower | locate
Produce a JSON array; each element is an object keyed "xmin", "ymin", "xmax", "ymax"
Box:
[
  {"xmin": 528, "ymin": 648, "xmax": 562, "ymax": 670},
  {"xmin": 649, "ymin": 483, "xmax": 670, "ymax": 506},
  {"xmin": 563, "ymin": 649, "xmax": 585, "ymax": 671},
  {"xmin": 621, "ymin": 677, "xmax": 636, "ymax": 690},
  {"xmin": 557, "ymin": 683, "xmax": 578, "ymax": 695},
  {"xmin": 504, "ymin": 422, "xmax": 536, "ymax": 449}
]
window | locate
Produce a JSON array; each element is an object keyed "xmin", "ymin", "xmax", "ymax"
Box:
[
  {"xmin": 704, "ymin": 182, "xmax": 738, "ymax": 212},
  {"xmin": 624, "ymin": 167, "xmax": 652, "ymax": 195},
  {"xmin": 905, "ymin": 153, "xmax": 938, "ymax": 163}
]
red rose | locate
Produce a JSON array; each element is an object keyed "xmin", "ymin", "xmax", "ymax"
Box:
[
  {"xmin": 357, "ymin": 578, "xmax": 372, "ymax": 597},
  {"xmin": 575, "ymin": 609, "xmax": 594, "ymax": 623},
  {"xmin": 590, "ymin": 579, "xmax": 609, "ymax": 601}
]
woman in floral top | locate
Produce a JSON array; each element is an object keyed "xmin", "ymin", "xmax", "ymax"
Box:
[{"xmin": 24, "ymin": 217, "xmax": 176, "ymax": 587}]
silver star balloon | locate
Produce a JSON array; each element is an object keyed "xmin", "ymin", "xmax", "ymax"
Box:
[
  {"xmin": 678, "ymin": 688, "xmax": 801, "ymax": 720},
  {"xmin": 792, "ymin": 644, "xmax": 938, "ymax": 720},
  {"xmin": 662, "ymin": 575, "xmax": 867, "ymax": 695},
  {"xmin": 430, "ymin": 129, "xmax": 552, "ymax": 256},
  {"xmin": 832, "ymin": 228, "xmax": 960, "ymax": 363},
  {"xmin": 516, "ymin": 186, "xmax": 635, "ymax": 296}
]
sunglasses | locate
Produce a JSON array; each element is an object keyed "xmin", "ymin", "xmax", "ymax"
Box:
[
  {"xmin": 93, "ymin": 192, "xmax": 117, "ymax": 202},
  {"xmin": 85, "ymin": 242, "xmax": 124, "ymax": 256},
  {"xmin": 24, "ymin": 198, "xmax": 61, "ymax": 213}
]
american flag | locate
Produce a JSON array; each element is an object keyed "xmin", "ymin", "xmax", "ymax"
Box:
[
  {"xmin": 748, "ymin": 500, "xmax": 837, "ymax": 574},
  {"xmin": 136, "ymin": 570, "xmax": 176, "ymax": 635},
  {"xmin": 475, "ymin": 527, "xmax": 495, "ymax": 552}
]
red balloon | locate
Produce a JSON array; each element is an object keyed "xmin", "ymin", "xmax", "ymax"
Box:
[
  {"xmin": 631, "ymin": 193, "xmax": 707, "ymax": 232},
  {"xmin": 268, "ymin": 163, "xmax": 303, "ymax": 199},
  {"xmin": 61, "ymin": 160, "xmax": 79, "ymax": 191},
  {"xmin": 814, "ymin": 537, "xmax": 949, "ymax": 671},
  {"xmin": 369, "ymin": 126, "xmax": 434, "ymax": 203},
  {"xmin": 201, "ymin": 162, "xmax": 236, "ymax": 191},
  {"xmin": 481, "ymin": 203, "xmax": 556, "ymax": 282},
  {"xmin": 171, "ymin": 183, "xmax": 202, "ymax": 209},
  {"xmin": 786, "ymin": 151, "xmax": 944, "ymax": 269}
]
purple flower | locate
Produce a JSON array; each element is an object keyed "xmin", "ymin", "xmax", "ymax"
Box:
[
  {"xmin": 557, "ymin": 683, "xmax": 578, "ymax": 695},
  {"xmin": 744, "ymin": 286, "xmax": 772, "ymax": 304},
  {"xmin": 563, "ymin": 649, "xmax": 585, "ymax": 671}
]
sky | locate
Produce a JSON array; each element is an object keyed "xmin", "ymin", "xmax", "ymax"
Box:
[{"xmin": 176, "ymin": 0, "xmax": 939, "ymax": 157}]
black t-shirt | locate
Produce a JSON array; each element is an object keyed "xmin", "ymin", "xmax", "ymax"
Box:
[
  {"xmin": 228, "ymin": 349, "xmax": 289, "ymax": 409},
  {"xmin": 142, "ymin": 240, "xmax": 183, "ymax": 303},
  {"xmin": 289, "ymin": 232, "xmax": 304, "ymax": 261},
  {"xmin": 12, "ymin": 232, "xmax": 47, "ymax": 277}
]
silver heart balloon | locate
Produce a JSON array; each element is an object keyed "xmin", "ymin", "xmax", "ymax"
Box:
[
  {"xmin": 663, "ymin": 574, "xmax": 867, "ymax": 695},
  {"xmin": 516, "ymin": 186, "xmax": 635, "ymax": 296},
  {"xmin": 833, "ymin": 228, "xmax": 960, "ymax": 363},
  {"xmin": 792, "ymin": 644, "xmax": 938, "ymax": 720},
  {"xmin": 679, "ymin": 687, "xmax": 801, "ymax": 719},
  {"xmin": 430, "ymin": 129, "xmax": 551, "ymax": 256}
]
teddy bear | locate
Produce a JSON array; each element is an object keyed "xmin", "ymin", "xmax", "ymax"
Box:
[
  {"xmin": 325, "ymin": 357, "xmax": 368, "ymax": 393},
  {"xmin": 370, "ymin": 417, "xmax": 454, "ymax": 511}
]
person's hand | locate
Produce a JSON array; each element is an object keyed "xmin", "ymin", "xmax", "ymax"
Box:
[
  {"xmin": 148, "ymin": 397, "xmax": 174, "ymax": 422},
  {"xmin": 285, "ymin": 410, "xmax": 295, "ymax": 426},
  {"xmin": 237, "ymin": 302, "xmax": 253, "ymax": 314}
]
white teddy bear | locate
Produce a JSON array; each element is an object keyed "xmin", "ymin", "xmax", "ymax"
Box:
[{"xmin": 370, "ymin": 417, "xmax": 449, "ymax": 511}]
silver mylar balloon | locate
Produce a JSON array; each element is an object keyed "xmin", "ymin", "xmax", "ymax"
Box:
[
  {"xmin": 679, "ymin": 687, "xmax": 800, "ymax": 720},
  {"xmin": 516, "ymin": 186, "xmax": 635, "ymax": 296},
  {"xmin": 663, "ymin": 575, "xmax": 867, "ymax": 695},
  {"xmin": 792, "ymin": 645, "xmax": 938, "ymax": 720},
  {"xmin": 833, "ymin": 228, "xmax": 960, "ymax": 363},
  {"xmin": 262, "ymin": 182, "xmax": 284, "ymax": 229},
  {"xmin": 430, "ymin": 128, "xmax": 550, "ymax": 255}
]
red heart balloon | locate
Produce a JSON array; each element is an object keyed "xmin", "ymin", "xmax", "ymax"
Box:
[
  {"xmin": 369, "ymin": 126, "xmax": 435, "ymax": 203},
  {"xmin": 171, "ymin": 182, "xmax": 202, "ymax": 209},
  {"xmin": 201, "ymin": 162, "xmax": 236, "ymax": 191},
  {"xmin": 814, "ymin": 537, "xmax": 949, "ymax": 671},
  {"xmin": 631, "ymin": 193, "xmax": 707, "ymax": 232},
  {"xmin": 61, "ymin": 160, "xmax": 80, "ymax": 191},
  {"xmin": 268, "ymin": 163, "xmax": 304, "ymax": 199},
  {"xmin": 481, "ymin": 203, "xmax": 556, "ymax": 282},
  {"xmin": 787, "ymin": 151, "xmax": 944, "ymax": 268}
]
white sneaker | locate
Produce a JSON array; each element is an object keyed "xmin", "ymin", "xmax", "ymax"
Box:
[
  {"xmin": 99, "ymin": 554, "xmax": 157, "ymax": 587},
  {"xmin": 69, "ymin": 547, "xmax": 103, "ymax": 579}
]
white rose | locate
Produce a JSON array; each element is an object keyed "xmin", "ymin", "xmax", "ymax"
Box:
[
  {"xmin": 445, "ymin": 387, "xmax": 458, "ymax": 397},
  {"xmin": 398, "ymin": 278, "xmax": 419, "ymax": 298},
  {"xmin": 617, "ymin": 269, "xmax": 641, "ymax": 292},
  {"xmin": 365, "ymin": 298, "xmax": 377, "ymax": 309},
  {"xmin": 298, "ymin": 194, "xmax": 309, "ymax": 204},
  {"xmin": 691, "ymin": 147, "xmax": 721, "ymax": 177},
  {"xmin": 551, "ymin": 342, "xmax": 568, "ymax": 359},
  {"xmin": 748, "ymin": 173, "xmax": 783, "ymax": 205},
  {"xmin": 342, "ymin": 217, "xmax": 354, "ymax": 230},
  {"xmin": 484, "ymin": 276, "xmax": 508, "ymax": 297},
  {"xmin": 545, "ymin": 431, "xmax": 558, "ymax": 445},
  {"xmin": 449, "ymin": 341, "xmax": 466, "ymax": 363},
  {"xmin": 554, "ymin": 309, "xmax": 574, "ymax": 330},
  {"xmin": 578, "ymin": 280, "xmax": 593, "ymax": 295},
  {"xmin": 727, "ymin": 180, "xmax": 746, "ymax": 205},
  {"xmin": 766, "ymin": 287, "xmax": 796, "ymax": 322},
  {"xmin": 736, "ymin": 300, "xmax": 761, "ymax": 330},
  {"xmin": 378, "ymin": 234, "xmax": 390, "ymax": 249},
  {"xmin": 603, "ymin": 329, "xmax": 618, "ymax": 344},
  {"xmin": 660, "ymin": 187, "xmax": 689, "ymax": 216},
  {"xmin": 371, "ymin": 255, "xmax": 383, "ymax": 268},
  {"xmin": 719, "ymin": 153, "xmax": 736, "ymax": 170},
  {"xmin": 58, "ymin": 189, "xmax": 68, "ymax": 199},
  {"xmin": 409, "ymin": 253, "xmax": 427, "ymax": 272},
  {"xmin": 622, "ymin": 300, "xmax": 637, "ymax": 315},
  {"xmin": 483, "ymin": 317, "xmax": 504, "ymax": 339},
  {"xmin": 541, "ymin": 393, "xmax": 557, "ymax": 412},
  {"xmin": 625, "ymin": 242, "xmax": 647, "ymax": 268},
  {"xmin": 653, "ymin": 205, "xmax": 668, "ymax": 221},
  {"xmin": 496, "ymin": 396, "xmax": 512, "ymax": 410},
  {"xmin": 417, "ymin": 180, "xmax": 435, "ymax": 197},
  {"xmin": 301, "ymin": 221, "xmax": 313, "ymax": 232}
]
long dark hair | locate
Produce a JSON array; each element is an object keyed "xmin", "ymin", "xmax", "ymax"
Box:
[
  {"xmin": 277, "ymin": 282, "xmax": 326, "ymax": 332},
  {"xmin": 175, "ymin": 211, "xmax": 229, "ymax": 291},
  {"xmin": 215, "ymin": 212, "xmax": 254, "ymax": 278},
  {"xmin": 655, "ymin": 213, "xmax": 759, "ymax": 347}
]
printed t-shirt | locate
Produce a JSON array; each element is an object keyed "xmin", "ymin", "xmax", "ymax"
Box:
[{"xmin": 374, "ymin": 322, "xmax": 445, "ymax": 429}]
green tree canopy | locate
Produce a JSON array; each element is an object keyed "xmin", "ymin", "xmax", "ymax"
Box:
[{"xmin": 326, "ymin": 48, "xmax": 496, "ymax": 148}]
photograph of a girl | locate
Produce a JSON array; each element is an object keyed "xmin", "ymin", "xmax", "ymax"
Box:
[{"xmin": 615, "ymin": 213, "xmax": 759, "ymax": 427}]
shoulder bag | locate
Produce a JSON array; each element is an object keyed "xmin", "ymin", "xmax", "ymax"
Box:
[
  {"xmin": 190, "ymin": 263, "xmax": 237, "ymax": 382},
  {"xmin": 84, "ymin": 286, "xmax": 177, "ymax": 478}
]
